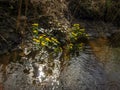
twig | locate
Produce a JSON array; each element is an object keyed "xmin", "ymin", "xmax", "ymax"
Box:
[{"xmin": 0, "ymin": 34, "xmax": 8, "ymax": 44}]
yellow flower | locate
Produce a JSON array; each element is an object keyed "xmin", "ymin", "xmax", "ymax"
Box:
[
  {"xmin": 33, "ymin": 38, "xmax": 40, "ymax": 43},
  {"xmin": 39, "ymin": 34, "xmax": 46, "ymax": 39},
  {"xmin": 41, "ymin": 41, "xmax": 46, "ymax": 46},
  {"xmin": 80, "ymin": 29, "xmax": 85, "ymax": 32},
  {"xmin": 32, "ymin": 23, "xmax": 39, "ymax": 27},
  {"xmin": 69, "ymin": 43, "xmax": 73, "ymax": 49},
  {"xmin": 45, "ymin": 37, "xmax": 51, "ymax": 42},
  {"xmin": 51, "ymin": 37, "xmax": 59, "ymax": 43},
  {"xmin": 73, "ymin": 24, "xmax": 80, "ymax": 27},
  {"xmin": 39, "ymin": 36, "xmax": 43, "ymax": 39},
  {"xmin": 33, "ymin": 30, "xmax": 38, "ymax": 33},
  {"xmin": 72, "ymin": 32, "xmax": 77, "ymax": 37}
]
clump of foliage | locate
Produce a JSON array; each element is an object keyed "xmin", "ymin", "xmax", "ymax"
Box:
[
  {"xmin": 68, "ymin": 24, "xmax": 88, "ymax": 54},
  {"xmin": 32, "ymin": 23, "xmax": 88, "ymax": 57},
  {"xmin": 32, "ymin": 23, "xmax": 62, "ymax": 54}
]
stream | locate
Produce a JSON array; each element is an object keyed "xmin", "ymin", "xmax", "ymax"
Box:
[{"xmin": 0, "ymin": 43, "xmax": 120, "ymax": 90}]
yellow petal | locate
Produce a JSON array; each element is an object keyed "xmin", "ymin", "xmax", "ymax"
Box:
[
  {"xmin": 41, "ymin": 41, "xmax": 46, "ymax": 46},
  {"xmin": 45, "ymin": 37, "xmax": 51, "ymax": 42},
  {"xmin": 32, "ymin": 23, "xmax": 39, "ymax": 26},
  {"xmin": 33, "ymin": 38, "xmax": 40, "ymax": 43},
  {"xmin": 33, "ymin": 30, "xmax": 38, "ymax": 33}
]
